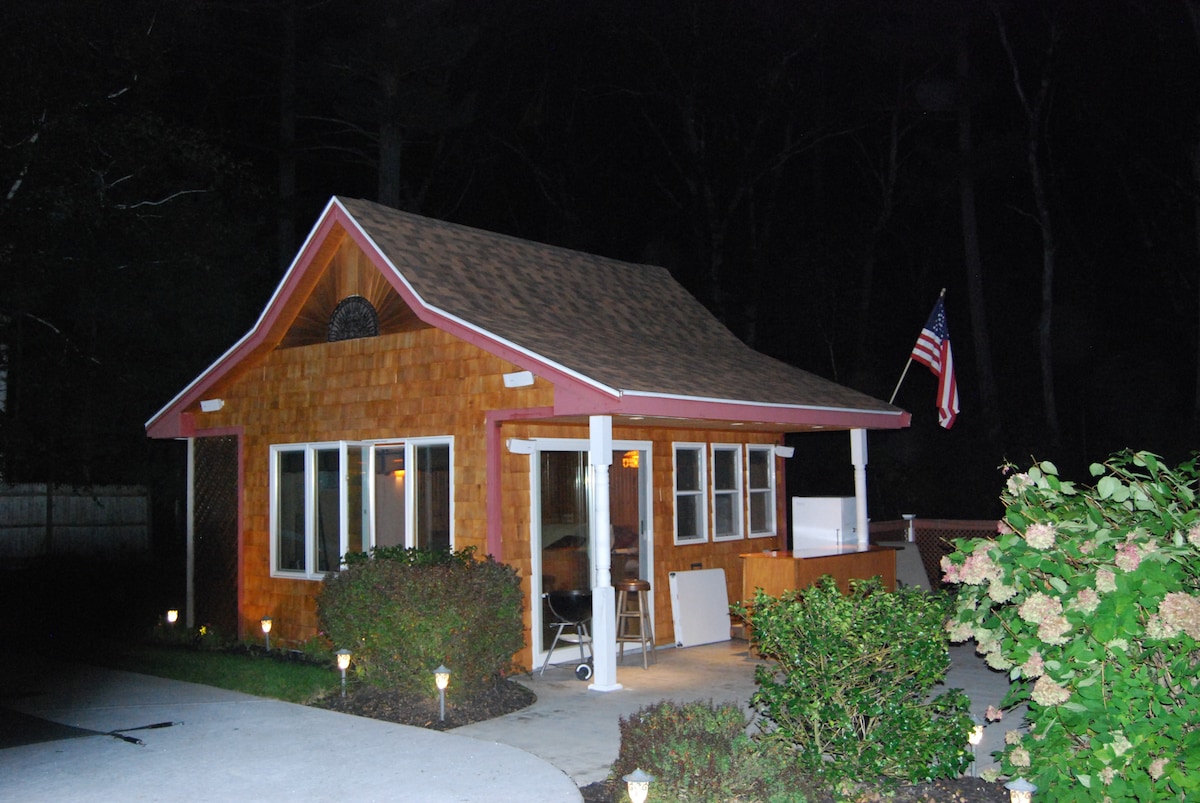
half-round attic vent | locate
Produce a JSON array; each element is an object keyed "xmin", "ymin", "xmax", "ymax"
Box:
[{"xmin": 328, "ymin": 295, "xmax": 379, "ymax": 342}]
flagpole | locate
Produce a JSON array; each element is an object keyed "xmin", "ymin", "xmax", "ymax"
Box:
[
  {"xmin": 889, "ymin": 287, "xmax": 945, "ymax": 405},
  {"xmin": 888, "ymin": 360, "xmax": 912, "ymax": 405}
]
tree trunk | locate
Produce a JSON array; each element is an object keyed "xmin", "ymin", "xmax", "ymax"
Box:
[
  {"xmin": 994, "ymin": 5, "xmax": 1061, "ymax": 444},
  {"xmin": 277, "ymin": 0, "xmax": 297, "ymax": 271},
  {"xmin": 376, "ymin": 10, "xmax": 403, "ymax": 209},
  {"xmin": 957, "ymin": 34, "xmax": 1001, "ymax": 443},
  {"xmin": 1186, "ymin": 1, "xmax": 1200, "ymax": 432}
]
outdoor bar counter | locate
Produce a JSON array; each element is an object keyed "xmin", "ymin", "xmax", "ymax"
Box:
[{"xmin": 740, "ymin": 545, "xmax": 896, "ymax": 601}]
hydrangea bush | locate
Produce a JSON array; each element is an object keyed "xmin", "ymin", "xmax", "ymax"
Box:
[{"xmin": 943, "ymin": 451, "xmax": 1200, "ymax": 801}]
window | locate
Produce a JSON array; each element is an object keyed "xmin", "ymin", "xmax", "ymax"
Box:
[
  {"xmin": 271, "ymin": 438, "xmax": 452, "ymax": 578},
  {"xmin": 711, "ymin": 445, "xmax": 743, "ymax": 541},
  {"xmin": 673, "ymin": 444, "xmax": 707, "ymax": 544},
  {"xmin": 747, "ymin": 445, "xmax": 777, "ymax": 538}
]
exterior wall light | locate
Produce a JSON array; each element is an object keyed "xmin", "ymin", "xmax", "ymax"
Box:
[
  {"xmin": 622, "ymin": 768, "xmax": 654, "ymax": 803},
  {"xmin": 336, "ymin": 649, "xmax": 352, "ymax": 698},
  {"xmin": 260, "ymin": 616, "xmax": 272, "ymax": 652},
  {"xmin": 1005, "ymin": 777, "xmax": 1037, "ymax": 803}
]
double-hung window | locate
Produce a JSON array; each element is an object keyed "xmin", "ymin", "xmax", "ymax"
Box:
[
  {"xmin": 270, "ymin": 438, "xmax": 452, "ymax": 579},
  {"xmin": 710, "ymin": 444, "xmax": 743, "ymax": 541},
  {"xmin": 746, "ymin": 445, "xmax": 777, "ymax": 538},
  {"xmin": 673, "ymin": 443, "xmax": 707, "ymax": 544}
]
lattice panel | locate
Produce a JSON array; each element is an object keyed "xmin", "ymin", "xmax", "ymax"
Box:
[{"xmin": 194, "ymin": 436, "xmax": 239, "ymax": 637}]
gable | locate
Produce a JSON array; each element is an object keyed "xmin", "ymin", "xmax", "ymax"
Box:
[{"xmin": 279, "ymin": 235, "xmax": 427, "ymax": 348}]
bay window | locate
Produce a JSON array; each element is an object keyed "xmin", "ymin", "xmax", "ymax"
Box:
[{"xmin": 270, "ymin": 438, "xmax": 452, "ymax": 578}]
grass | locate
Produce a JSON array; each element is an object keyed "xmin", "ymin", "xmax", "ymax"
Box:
[{"xmin": 95, "ymin": 644, "xmax": 341, "ymax": 704}]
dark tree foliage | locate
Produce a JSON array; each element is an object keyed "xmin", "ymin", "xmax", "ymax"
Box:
[{"xmin": 2, "ymin": 0, "xmax": 1198, "ymax": 517}]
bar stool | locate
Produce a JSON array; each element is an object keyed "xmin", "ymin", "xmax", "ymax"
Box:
[{"xmin": 615, "ymin": 578, "xmax": 656, "ymax": 668}]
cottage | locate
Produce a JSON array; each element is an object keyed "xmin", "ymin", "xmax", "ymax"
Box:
[{"xmin": 146, "ymin": 196, "xmax": 909, "ymax": 688}]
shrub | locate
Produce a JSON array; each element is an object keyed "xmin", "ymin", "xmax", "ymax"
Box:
[
  {"xmin": 739, "ymin": 576, "xmax": 972, "ymax": 789},
  {"xmin": 943, "ymin": 451, "xmax": 1200, "ymax": 802},
  {"xmin": 608, "ymin": 700, "xmax": 808, "ymax": 802},
  {"xmin": 317, "ymin": 546, "xmax": 524, "ymax": 697}
]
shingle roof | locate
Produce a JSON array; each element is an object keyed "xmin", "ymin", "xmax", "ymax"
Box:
[{"xmin": 339, "ymin": 196, "xmax": 901, "ymax": 417}]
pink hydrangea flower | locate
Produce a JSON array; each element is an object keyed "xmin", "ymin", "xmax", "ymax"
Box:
[
  {"xmin": 986, "ymin": 705, "xmax": 1003, "ymax": 722},
  {"xmin": 1018, "ymin": 592, "xmax": 1062, "ymax": 625},
  {"xmin": 1024, "ymin": 522, "xmax": 1056, "ymax": 550},
  {"xmin": 1070, "ymin": 588, "xmax": 1101, "ymax": 615},
  {"xmin": 1149, "ymin": 757, "xmax": 1168, "ymax": 780},
  {"xmin": 1115, "ymin": 541, "xmax": 1142, "ymax": 572},
  {"xmin": 1096, "ymin": 569, "xmax": 1117, "ymax": 593},
  {"xmin": 1006, "ymin": 473, "xmax": 1033, "ymax": 495},
  {"xmin": 1021, "ymin": 650, "xmax": 1044, "ymax": 679},
  {"xmin": 1010, "ymin": 747, "xmax": 1031, "ymax": 767},
  {"xmin": 1158, "ymin": 592, "xmax": 1200, "ymax": 640},
  {"xmin": 1188, "ymin": 524, "xmax": 1200, "ymax": 548},
  {"xmin": 941, "ymin": 555, "xmax": 961, "ymax": 584},
  {"xmin": 1031, "ymin": 675, "xmax": 1071, "ymax": 706},
  {"xmin": 1037, "ymin": 614, "xmax": 1072, "ymax": 645}
]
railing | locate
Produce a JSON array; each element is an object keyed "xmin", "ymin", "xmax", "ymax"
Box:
[{"xmin": 870, "ymin": 518, "xmax": 997, "ymax": 588}]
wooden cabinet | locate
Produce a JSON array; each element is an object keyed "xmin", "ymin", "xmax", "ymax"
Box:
[{"xmin": 740, "ymin": 546, "xmax": 896, "ymax": 601}]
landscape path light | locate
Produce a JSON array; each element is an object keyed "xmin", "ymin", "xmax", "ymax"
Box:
[
  {"xmin": 260, "ymin": 616, "xmax": 272, "ymax": 652},
  {"xmin": 166, "ymin": 609, "xmax": 179, "ymax": 625},
  {"xmin": 967, "ymin": 715, "xmax": 984, "ymax": 775},
  {"xmin": 336, "ymin": 649, "xmax": 352, "ymax": 698},
  {"xmin": 622, "ymin": 768, "xmax": 654, "ymax": 803},
  {"xmin": 433, "ymin": 664, "xmax": 451, "ymax": 722},
  {"xmin": 1005, "ymin": 777, "xmax": 1037, "ymax": 803}
]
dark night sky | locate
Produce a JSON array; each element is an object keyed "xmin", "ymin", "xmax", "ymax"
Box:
[{"xmin": 2, "ymin": 0, "xmax": 1199, "ymax": 519}]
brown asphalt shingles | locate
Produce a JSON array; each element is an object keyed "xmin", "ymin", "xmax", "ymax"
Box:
[{"xmin": 339, "ymin": 196, "xmax": 900, "ymax": 415}]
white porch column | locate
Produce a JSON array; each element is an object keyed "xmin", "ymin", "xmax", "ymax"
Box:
[
  {"xmin": 588, "ymin": 415, "xmax": 622, "ymax": 691},
  {"xmin": 850, "ymin": 428, "xmax": 869, "ymax": 551},
  {"xmin": 185, "ymin": 437, "xmax": 196, "ymax": 629}
]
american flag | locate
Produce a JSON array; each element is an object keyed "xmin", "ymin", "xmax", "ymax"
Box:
[{"xmin": 910, "ymin": 296, "xmax": 959, "ymax": 429}]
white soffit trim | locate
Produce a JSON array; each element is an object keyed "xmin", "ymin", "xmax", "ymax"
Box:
[{"xmin": 618, "ymin": 389, "xmax": 907, "ymax": 418}]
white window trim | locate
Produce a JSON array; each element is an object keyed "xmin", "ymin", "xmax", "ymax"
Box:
[
  {"xmin": 270, "ymin": 437, "xmax": 454, "ymax": 580},
  {"xmin": 672, "ymin": 442, "xmax": 708, "ymax": 545},
  {"xmin": 746, "ymin": 444, "xmax": 777, "ymax": 539},
  {"xmin": 366, "ymin": 437, "xmax": 455, "ymax": 553},
  {"xmin": 710, "ymin": 443, "xmax": 744, "ymax": 541}
]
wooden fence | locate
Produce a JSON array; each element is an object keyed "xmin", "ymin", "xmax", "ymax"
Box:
[
  {"xmin": 870, "ymin": 517, "xmax": 997, "ymax": 588},
  {"xmin": 0, "ymin": 483, "xmax": 150, "ymax": 562}
]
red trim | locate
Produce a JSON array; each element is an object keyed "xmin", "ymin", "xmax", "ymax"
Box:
[{"xmin": 484, "ymin": 407, "xmax": 556, "ymax": 561}]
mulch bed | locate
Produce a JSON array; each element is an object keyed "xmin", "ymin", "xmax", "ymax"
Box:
[
  {"xmin": 314, "ymin": 678, "xmax": 536, "ymax": 731},
  {"xmin": 578, "ymin": 775, "xmax": 1008, "ymax": 802}
]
